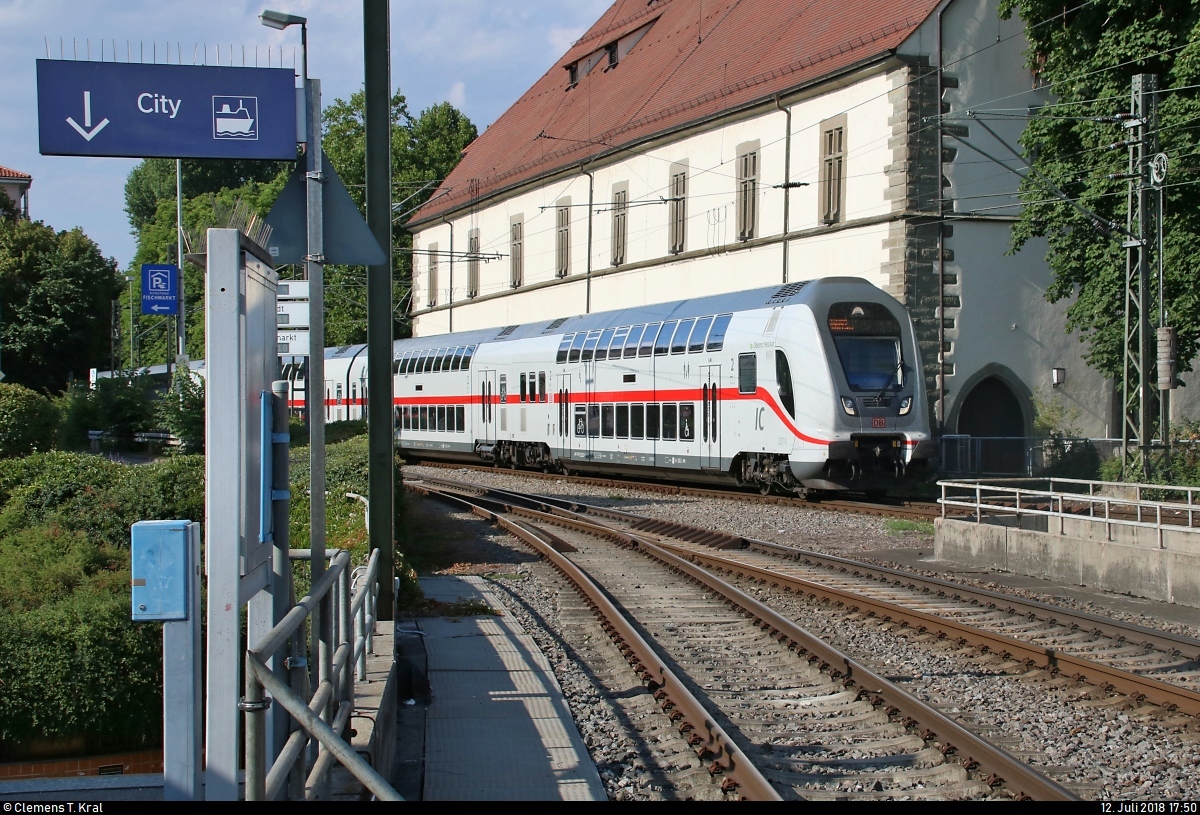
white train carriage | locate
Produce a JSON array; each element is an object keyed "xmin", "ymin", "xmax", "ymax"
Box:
[{"xmin": 382, "ymin": 278, "xmax": 936, "ymax": 495}]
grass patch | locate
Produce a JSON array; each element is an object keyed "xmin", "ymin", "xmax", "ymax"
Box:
[
  {"xmin": 409, "ymin": 597, "xmax": 498, "ymax": 617},
  {"xmin": 607, "ymin": 494, "xmax": 625, "ymax": 501},
  {"xmin": 885, "ymin": 519, "xmax": 935, "ymax": 536}
]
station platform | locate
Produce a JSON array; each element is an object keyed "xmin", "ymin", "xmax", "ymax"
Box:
[{"xmin": 395, "ymin": 575, "xmax": 605, "ymax": 801}]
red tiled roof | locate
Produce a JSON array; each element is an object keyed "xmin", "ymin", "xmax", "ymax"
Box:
[
  {"xmin": 0, "ymin": 165, "xmax": 32, "ymax": 182},
  {"xmin": 411, "ymin": 0, "xmax": 940, "ymax": 225}
]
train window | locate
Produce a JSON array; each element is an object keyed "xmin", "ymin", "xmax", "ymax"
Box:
[
  {"xmin": 440, "ymin": 349, "xmax": 455, "ymax": 372},
  {"xmin": 707, "ymin": 314, "xmax": 733, "ymax": 351},
  {"xmin": 624, "ymin": 325, "xmax": 645, "ymax": 358},
  {"xmin": 424, "ymin": 351, "xmax": 437, "ymax": 373},
  {"xmin": 437, "ymin": 406, "xmax": 446, "ymax": 431},
  {"xmin": 679, "ymin": 404, "xmax": 695, "ymax": 440},
  {"xmin": 413, "ymin": 351, "xmax": 427, "ymax": 374},
  {"xmin": 654, "ymin": 321, "xmax": 676, "ymax": 356},
  {"xmin": 609, "ymin": 327, "xmax": 629, "ymax": 358},
  {"xmin": 827, "ymin": 303, "xmax": 903, "ymax": 392},
  {"xmin": 601, "ymin": 404, "xmax": 615, "ymax": 438},
  {"xmin": 431, "ymin": 349, "xmax": 446, "ymax": 371},
  {"xmin": 419, "ymin": 406, "xmax": 428, "ymax": 431},
  {"xmin": 738, "ymin": 353, "xmax": 758, "ymax": 394},
  {"xmin": 404, "ymin": 352, "xmax": 416, "ymax": 374},
  {"xmin": 520, "ymin": 373, "xmax": 527, "ymax": 402},
  {"xmin": 582, "ymin": 330, "xmax": 602, "ymax": 362},
  {"xmin": 557, "ymin": 334, "xmax": 573, "ymax": 364},
  {"xmin": 401, "ymin": 407, "xmax": 409, "ymax": 430},
  {"xmin": 645, "ymin": 404, "xmax": 660, "ymax": 439},
  {"xmin": 574, "ymin": 405, "xmax": 587, "ymax": 437},
  {"xmin": 616, "ymin": 404, "xmax": 629, "ymax": 438},
  {"xmin": 392, "ymin": 358, "xmax": 402, "ymax": 375},
  {"xmin": 462, "ymin": 345, "xmax": 477, "ymax": 369},
  {"xmin": 631, "ymin": 404, "xmax": 645, "ymax": 439},
  {"xmin": 671, "ymin": 319, "xmax": 694, "ymax": 354},
  {"xmin": 538, "ymin": 372, "xmax": 547, "ymax": 402},
  {"xmin": 568, "ymin": 332, "xmax": 587, "ymax": 363},
  {"xmin": 396, "ymin": 353, "xmax": 407, "ymax": 375},
  {"xmin": 450, "ymin": 347, "xmax": 465, "ymax": 371},
  {"xmin": 455, "ymin": 406, "xmax": 465, "ymax": 431},
  {"xmin": 499, "ymin": 374, "xmax": 508, "ymax": 404},
  {"xmin": 689, "ymin": 316, "xmax": 713, "ymax": 353},
  {"xmin": 588, "ymin": 404, "xmax": 600, "ymax": 437},
  {"xmin": 595, "ymin": 328, "xmax": 615, "ymax": 361},
  {"xmin": 447, "ymin": 406, "xmax": 456, "ymax": 432},
  {"xmin": 776, "ymin": 350, "xmax": 796, "ymax": 419},
  {"xmin": 639, "ymin": 323, "xmax": 661, "ymax": 357},
  {"xmin": 662, "ymin": 404, "xmax": 677, "ymax": 440}
]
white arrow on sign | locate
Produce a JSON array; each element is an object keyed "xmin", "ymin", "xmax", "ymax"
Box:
[
  {"xmin": 66, "ymin": 91, "xmax": 110, "ymax": 142},
  {"xmin": 150, "ymin": 303, "xmax": 172, "ymax": 313},
  {"xmin": 0, "ymin": 370, "xmax": 5, "ymax": 382}
]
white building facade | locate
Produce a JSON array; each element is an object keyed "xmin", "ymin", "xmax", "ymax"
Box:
[{"xmin": 409, "ymin": 0, "xmax": 1181, "ymax": 442}]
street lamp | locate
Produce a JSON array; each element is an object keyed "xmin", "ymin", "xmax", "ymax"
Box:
[
  {"xmin": 259, "ymin": 10, "xmax": 307, "ymax": 81},
  {"xmin": 124, "ymin": 273, "xmax": 135, "ymax": 369}
]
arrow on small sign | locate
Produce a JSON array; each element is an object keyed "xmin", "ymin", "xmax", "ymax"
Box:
[
  {"xmin": 66, "ymin": 91, "xmax": 110, "ymax": 142},
  {"xmin": 150, "ymin": 304, "xmax": 172, "ymax": 313},
  {"xmin": 0, "ymin": 370, "xmax": 5, "ymax": 382}
]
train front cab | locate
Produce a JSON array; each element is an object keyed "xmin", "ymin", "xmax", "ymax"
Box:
[{"xmin": 802, "ymin": 289, "xmax": 936, "ymax": 492}]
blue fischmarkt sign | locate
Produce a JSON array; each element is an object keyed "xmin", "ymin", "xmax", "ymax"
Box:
[
  {"xmin": 141, "ymin": 264, "xmax": 180, "ymax": 315},
  {"xmin": 36, "ymin": 60, "xmax": 296, "ymax": 160}
]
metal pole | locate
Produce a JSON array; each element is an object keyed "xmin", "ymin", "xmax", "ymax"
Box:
[
  {"xmin": 177, "ymin": 159, "xmax": 186, "ymax": 361},
  {"xmin": 128, "ymin": 276, "xmax": 135, "ymax": 369},
  {"xmin": 364, "ymin": 0, "xmax": 395, "ymax": 622},
  {"xmin": 270, "ymin": 380, "xmax": 292, "ymax": 794}
]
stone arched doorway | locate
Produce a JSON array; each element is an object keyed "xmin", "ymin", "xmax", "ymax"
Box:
[{"xmin": 956, "ymin": 375, "xmax": 1027, "ymax": 473}]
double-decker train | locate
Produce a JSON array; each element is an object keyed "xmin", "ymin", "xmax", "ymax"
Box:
[{"xmin": 311, "ymin": 278, "xmax": 937, "ymax": 496}]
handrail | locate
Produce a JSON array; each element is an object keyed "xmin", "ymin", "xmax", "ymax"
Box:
[
  {"xmin": 939, "ymin": 477, "xmax": 1200, "ymax": 539},
  {"xmin": 244, "ymin": 543, "xmax": 398, "ymax": 800}
]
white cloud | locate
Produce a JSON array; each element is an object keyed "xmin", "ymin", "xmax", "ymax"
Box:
[{"xmin": 446, "ymin": 81, "xmax": 466, "ymax": 109}]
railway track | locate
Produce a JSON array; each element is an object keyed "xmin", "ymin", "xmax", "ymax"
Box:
[
  {"xmin": 410, "ymin": 477, "xmax": 1079, "ymax": 800},
  {"xmin": 413, "ymin": 459, "xmax": 944, "ymax": 522},
  {"xmin": 415, "ymin": 473, "xmax": 1200, "ymax": 717}
]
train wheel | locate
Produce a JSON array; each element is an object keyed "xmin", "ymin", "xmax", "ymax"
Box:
[{"xmin": 759, "ymin": 481, "xmax": 773, "ymax": 496}]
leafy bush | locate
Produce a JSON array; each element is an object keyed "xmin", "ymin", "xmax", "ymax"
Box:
[
  {"xmin": 0, "ymin": 452, "xmax": 203, "ymax": 550},
  {"xmin": 55, "ymin": 375, "xmax": 157, "ymax": 450},
  {"xmin": 154, "ymin": 369, "xmax": 205, "ymax": 453},
  {"xmin": 0, "ymin": 383, "xmax": 58, "ymax": 458}
]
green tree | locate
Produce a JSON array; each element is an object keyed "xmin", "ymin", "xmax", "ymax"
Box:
[
  {"xmin": 0, "ymin": 193, "xmax": 17, "ymax": 223},
  {"xmin": 999, "ymin": 0, "xmax": 1200, "ymax": 377},
  {"xmin": 0, "ymin": 383, "xmax": 58, "ymax": 458},
  {"xmin": 124, "ymin": 158, "xmax": 290, "ymax": 234},
  {"xmin": 322, "ymin": 92, "xmax": 477, "ymax": 344},
  {"xmin": 0, "ymin": 219, "xmax": 121, "ymax": 392}
]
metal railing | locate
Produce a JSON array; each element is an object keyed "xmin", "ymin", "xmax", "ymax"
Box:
[
  {"xmin": 243, "ymin": 546, "xmax": 399, "ymax": 801},
  {"xmin": 939, "ymin": 476, "xmax": 1200, "ymax": 544},
  {"xmin": 938, "ymin": 435, "xmax": 1119, "ymax": 477}
]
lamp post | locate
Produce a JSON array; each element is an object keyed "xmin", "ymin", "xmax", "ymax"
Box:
[
  {"xmin": 260, "ymin": 10, "xmax": 327, "ymax": 797},
  {"xmin": 125, "ymin": 273, "xmax": 135, "ymax": 369}
]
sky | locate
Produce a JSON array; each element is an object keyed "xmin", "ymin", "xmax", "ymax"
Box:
[{"xmin": 0, "ymin": 0, "xmax": 612, "ymax": 269}]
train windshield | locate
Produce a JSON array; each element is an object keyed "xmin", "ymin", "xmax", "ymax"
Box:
[{"xmin": 827, "ymin": 302, "xmax": 903, "ymax": 392}]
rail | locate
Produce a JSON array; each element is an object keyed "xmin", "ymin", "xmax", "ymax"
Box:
[
  {"xmin": 939, "ymin": 476, "xmax": 1200, "ymax": 541},
  {"xmin": 243, "ymin": 546, "xmax": 399, "ymax": 801}
]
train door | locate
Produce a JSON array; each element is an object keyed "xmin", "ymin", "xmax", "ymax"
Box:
[
  {"xmin": 572, "ymin": 363, "xmax": 593, "ymax": 461},
  {"xmin": 701, "ymin": 364, "xmax": 721, "ymax": 470},
  {"xmin": 557, "ymin": 373, "xmax": 571, "ymax": 459},
  {"xmin": 478, "ymin": 369, "xmax": 497, "ymax": 445}
]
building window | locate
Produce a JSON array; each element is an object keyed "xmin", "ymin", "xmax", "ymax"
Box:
[
  {"xmin": 605, "ymin": 42, "xmax": 618, "ymax": 69},
  {"xmin": 611, "ymin": 184, "xmax": 628, "ymax": 266},
  {"xmin": 820, "ymin": 114, "xmax": 847, "ymax": 225},
  {"xmin": 556, "ymin": 199, "xmax": 571, "ymax": 277},
  {"xmin": 567, "ymin": 63, "xmax": 578, "ymax": 88},
  {"xmin": 467, "ymin": 228, "xmax": 480, "ymax": 297},
  {"xmin": 736, "ymin": 141, "xmax": 759, "ymax": 241},
  {"xmin": 668, "ymin": 162, "xmax": 687, "ymax": 255},
  {"xmin": 510, "ymin": 218, "xmax": 523, "ymax": 288},
  {"xmin": 427, "ymin": 243, "xmax": 438, "ymax": 307}
]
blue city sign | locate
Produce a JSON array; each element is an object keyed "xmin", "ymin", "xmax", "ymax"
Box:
[
  {"xmin": 37, "ymin": 60, "xmax": 297, "ymax": 160},
  {"xmin": 142, "ymin": 263, "xmax": 180, "ymax": 315}
]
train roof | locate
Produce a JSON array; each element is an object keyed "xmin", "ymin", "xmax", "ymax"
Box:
[{"xmin": 395, "ymin": 277, "xmax": 884, "ymax": 354}]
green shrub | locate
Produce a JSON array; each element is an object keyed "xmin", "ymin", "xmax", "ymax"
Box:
[
  {"xmin": 0, "ymin": 525, "xmax": 161, "ymax": 750},
  {"xmin": 0, "ymin": 451, "xmax": 203, "ymax": 549},
  {"xmin": 0, "ymin": 383, "xmax": 58, "ymax": 458},
  {"xmin": 154, "ymin": 369, "xmax": 205, "ymax": 453},
  {"xmin": 53, "ymin": 375, "xmax": 156, "ymax": 450}
]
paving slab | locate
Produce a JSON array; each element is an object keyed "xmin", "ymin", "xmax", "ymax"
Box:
[{"xmin": 416, "ymin": 575, "xmax": 605, "ymax": 801}]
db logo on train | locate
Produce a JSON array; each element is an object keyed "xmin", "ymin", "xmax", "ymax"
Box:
[{"xmin": 871, "ymin": 417, "xmax": 886, "ymax": 428}]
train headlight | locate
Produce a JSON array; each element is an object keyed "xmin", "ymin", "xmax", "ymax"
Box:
[
  {"xmin": 899, "ymin": 396, "xmax": 913, "ymax": 415},
  {"xmin": 840, "ymin": 396, "xmax": 857, "ymax": 416}
]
